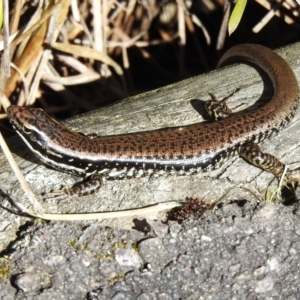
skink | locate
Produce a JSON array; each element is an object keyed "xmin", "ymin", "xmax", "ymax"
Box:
[{"xmin": 7, "ymin": 44, "xmax": 300, "ymax": 198}]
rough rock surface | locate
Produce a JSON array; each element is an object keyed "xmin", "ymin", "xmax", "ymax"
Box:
[{"xmin": 0, "ymin": 201, "xmax": 300, "ymax": 299}]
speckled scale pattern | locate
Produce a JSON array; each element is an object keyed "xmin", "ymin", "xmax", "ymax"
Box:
[{"xmin": 7, "ymin": 44, "xmax": 300, "ymax": 179}]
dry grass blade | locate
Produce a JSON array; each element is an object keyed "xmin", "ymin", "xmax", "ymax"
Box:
[
  {"xmin": 92, "ymin": 0, "xmax": 105, "ymax": 52},
  {"xmin": 14, "ymin": 202, "xmax": 181, "ymax": 221},
  {"xmin": 1, "ymin": 0, "xmax": 298, "ymax": 114},
  {"xmin": 253, "ymin": 1, "xmax": 283, "ymax": 33},
  {"xmin": 3, "ymin": 0, "xmax": 226, "ymax": 113},
  {"xmin": 9, "ymin": 0, "xmax": 66, "ymax": 49},
  {"xmin": 5, "ymin": 1, "xmax": 58, "ymax": 97},
  {"xmin": 52, "ymin": 42, "xmax": 123, "ymax": 76},
  {"xmin": 42, "ymin": 70, "xmax": 101, "ymax": 86},
  {"xmin": 16, "ymin": 52, "xmax": 42, "ymax": 106},
  {"xmin": 9, "ymin": 0, "xmax": 22, "ymax": 34},
  {"xmin": 0, "ymin": 131, "xmax": 44, "ymax": 214},
  {"xmin": 2, "ymin": 0, "xmax": 10, "ymax": 78},
  {"xmin": 255, "ymin": 0, "xmax": 300, "ymax": 27},
  {"xmin": 217, "ymin": 0, "xmax": 231, "ymax": 50}
]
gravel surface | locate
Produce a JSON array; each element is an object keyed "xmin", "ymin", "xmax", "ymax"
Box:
[{"xmin": 1, "ymin": 201, "xmax": 300, "ymax": 299}]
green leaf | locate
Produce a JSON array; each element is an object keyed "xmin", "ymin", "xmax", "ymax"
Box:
[{"xmin": 228, "ymin": 0, "xmax": 247, "ymax": 36}]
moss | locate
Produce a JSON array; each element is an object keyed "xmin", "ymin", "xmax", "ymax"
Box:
[
  {"xmin": 104, "ymin": 253, "xmax": 114, "ymax": 260},
  {"xmin": 68, "ymin": 238, "xmax": 78, "ymax": 246},
  {"xmin": 131, "ymin": 242, "xmax": 138, "ymax": 252},
  {"xmin": 108, "ymin": 273, "xmax": 126, "ymax": 285},
  {"xmin": 34, "ymin": 218, "xmax": 49, "ymax": 225},
  {"xmin": 106, "ymin": 233, "xmax": 116, "ymax": 241},
  {"xmin": 76, "ymin": 244, "xmax": 91, "ymax": 251},
  {"xmin": 111, "ymin": 240, "xmax": 127, "ymax": 253},
  {"xmin": 0, "ymin": 265, "xmax": 10, "ymax": 279},
  {"xmin": 93, "ymin": 253, "xmax": 102, "ymax": 260},
  {"xmin": 0, "ymin": 256, "xmax": 9, "ymax": 263},
  {"xmin": 69, "ymin": 238, "xmax": 91, "ymax": 251}
]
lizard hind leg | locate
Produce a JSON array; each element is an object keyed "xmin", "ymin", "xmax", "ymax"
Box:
[
  {"xmin": 240, "ymin": 142, "xmax": 285, "ymax": 179},
  {"xmin": 45, "ymin": 174, "xmax": 103, "ymax": 202},
  {"xmin": 240, "ymin": 143, "xmax": 300, "ymax": 203},
  {"xmin": 206, "ymin": 89, "xmax": 240, "ymax": 121}
]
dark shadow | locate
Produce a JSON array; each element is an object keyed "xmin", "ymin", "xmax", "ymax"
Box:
[
  {"xmin": 5, "ymin": 136, "xmax": 41, "ymax": 166},
  {"xmin": 190, "ymin": 99, "xmax": 212, "ymax": 121},
  {"xmin": 0, "ymin": 190, "xmax": 35, "ymax": 218},
  {"xmin": 10, "ymin": 273, "xmax": 24, "ymax": 291},
  {"xmin": 132, "ymin": 218, "xmax": 152, "ymax": 234},
  {"xmin": 280, "ymin": 182, "xmax": 299, "ymax": 205}
]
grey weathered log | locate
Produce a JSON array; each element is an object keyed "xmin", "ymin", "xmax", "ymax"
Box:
[{"xmin": 1, "ymin": 43, "xmax": 300, "ymax": 252}]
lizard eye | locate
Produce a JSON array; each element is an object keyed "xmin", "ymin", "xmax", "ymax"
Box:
[{"xmin": 22, "ymin": 126, "xmax": 32, "ymax": 135}]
